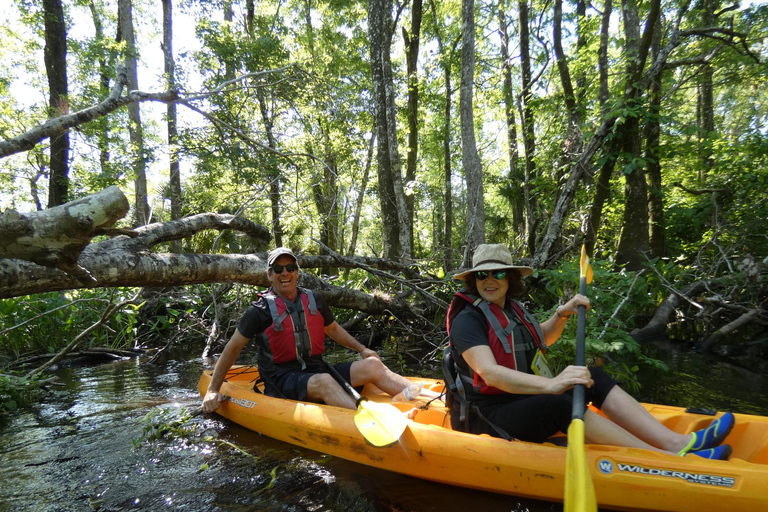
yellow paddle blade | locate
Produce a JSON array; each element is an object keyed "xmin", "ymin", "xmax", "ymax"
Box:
[
  {"xmin": 580, "ymin": 245, "xmax": 593, "ymax": 285},
  {"xmin": 564, "ymin": 419, "xmax": 597, "ymax": 512},
  {"xmin": 353, "ymin": 400, "xmax": 408, "ymax": 447}
]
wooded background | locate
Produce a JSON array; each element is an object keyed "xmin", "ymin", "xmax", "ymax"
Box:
[{"xmin": 1, "ymin": 0, "xmax": 767, "ymax": 390}]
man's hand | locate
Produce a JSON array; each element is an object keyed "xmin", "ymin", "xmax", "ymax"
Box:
[
  {"xmin": 359, "ymin": 348, "xmax": 381, "ymax": 360},
  {"xmin": 202, "ymin": 390, "xmax": 223, "ymax": 413}
]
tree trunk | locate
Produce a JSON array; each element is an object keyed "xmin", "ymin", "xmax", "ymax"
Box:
[
  {"xmin": 88, "ymin": 0, "xmax": 112, "ymax": 179},
  {"xmin": 117, "ymin": 0, "xmax": 150, "ymax": 226},
  {"xmin": 256, "ymin": 89, "xmax": 284, "ymax": 247},
  {"xmin": 348, "ymin": 131, "xmax": 376, "ymax": 257},
  {"xmin": 584, "ymin": 0, "xmax": 615, "ymax": 256},
  {"xmin": 429, "ymin": 0, "xmax": 457, "ymax": 273},
  {"xmin": 460, "ymin": 0, "xmax": 485, "ymax": 267},
  {"xmin": 698, "ymin": 0, "xmax": 717, "ymax": 183},
  {"xmin": 498, "ymin": 2, "xmax": 522, "ymax": 233},
  {"xmin": 43, "ymin": 0, "xmax": 70, "ymax": 208},
  {"xmin": 312, "ymin": 124, "xmax": 339, "ymax": 276},
  {"xmin": 519, "ymin": 0, "xmax": 537, "ymax": 257},
  {"xmin": 162, "ymin": 0, "xmax": 183, "ymax": 253},
  {"xmin": 615, "ymin": 0, "xmax": 659, "ymax": 270},
  {"xmin": 646, "ymin": 19, "xmax": 665, "ymax": 259},
  {"xmin": 368, "ymin": 0, "xmax": 410, "ymax": 259},
  {"xmin": 403, "ymin": 0, "xmax": 423, "ymax": 256},
  {"xmin": 0, "ymin": 186, "xmax": 130, "ymax": 276}
]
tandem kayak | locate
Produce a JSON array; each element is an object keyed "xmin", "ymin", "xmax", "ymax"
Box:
[{"xmin": 198, "ymin": 366, "xmax": 768, "ymax": 511}]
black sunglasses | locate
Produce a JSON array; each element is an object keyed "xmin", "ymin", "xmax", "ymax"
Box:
[
  {"xmin": 475, "ymin": 269, "xmax": 507, "ymax": 281},
  {"xmin": 272, "ymin": 263, "xmax": 298, "ymax": 274}
]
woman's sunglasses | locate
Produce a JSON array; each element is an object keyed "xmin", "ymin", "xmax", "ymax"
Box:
[
  {"xmin": 272, "ymin": 263, "xmax": 298, "ymax": 274},
  {"xmin": 475, "ymin": 269, "xmax": 507, "ymax": 281}
]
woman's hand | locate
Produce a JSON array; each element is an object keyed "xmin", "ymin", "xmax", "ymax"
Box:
[
  {"xmin": 556, "ymin": 293, "xmax": 591, "ymax": 319},
  {"xmin": 547, "ymin": 365, "xmax": 593, "ymax": 394}
]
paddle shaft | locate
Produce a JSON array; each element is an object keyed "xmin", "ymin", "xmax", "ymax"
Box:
[
  {"xmin": 571, "ymin": 275, "xmax": 588, "ymax": 422},
  {"xmin": 324, "ymin": 361, "xmax": 363, "ymax": 405}
]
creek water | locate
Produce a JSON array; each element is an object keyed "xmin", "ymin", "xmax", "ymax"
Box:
[{"xmin": 2, "ymin": 341, "xmax": 767, "ymax": 512}]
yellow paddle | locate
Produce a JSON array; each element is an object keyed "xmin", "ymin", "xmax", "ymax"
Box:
[
  {"xmin": 325, "ymin": 362, "xmax": 408, "ymax": 447},
  {"xmin": 564, "ymin": 245, "xmax": 597, "ymax": 512}
]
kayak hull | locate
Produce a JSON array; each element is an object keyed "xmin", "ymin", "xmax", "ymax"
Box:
[{"xmin": 198, "ymin": 366, "xmax": 768, "ymax": 511}]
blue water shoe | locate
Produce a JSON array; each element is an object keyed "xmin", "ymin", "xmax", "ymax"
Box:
[
  {"xmin": 678, "ymin": 412, "xmax": 734, "ymax": 455},
  {"xmin": 687, "ymin": 444, "xmax": 732, "ymax": 461}
]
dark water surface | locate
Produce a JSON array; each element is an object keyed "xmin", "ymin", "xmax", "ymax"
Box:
[{"xmin": 2, "ymin": 341, "xmax": 767, "ymax": 512}]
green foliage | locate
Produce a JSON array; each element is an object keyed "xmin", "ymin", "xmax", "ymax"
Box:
[
  {"xmin": 0, "ymin": 372, "xmax": 43, "ymax": 413},
  {"xmin": 0, "ymin": 289, "xmax": 142, "ymax": 360},
  {"xmin": 133, "ymin": 406, "xmax": 200, "ymax": 446},
  {"xmin": 533, "ymin": 258, "xmax": 668, "ymax": 391}
]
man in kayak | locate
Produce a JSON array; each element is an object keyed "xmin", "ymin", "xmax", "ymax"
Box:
[
  {"xmin": 202, "ymin": 247, "xmax": 413, "ymax": 412},
  {"xmin": 445, "ymin": 243, "xmax": 734, "ymax": 459}
]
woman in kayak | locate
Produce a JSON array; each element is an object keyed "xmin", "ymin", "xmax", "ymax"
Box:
[{"xmin": 446, "ymin": 243, "xmax": 734, "ymax": 459}]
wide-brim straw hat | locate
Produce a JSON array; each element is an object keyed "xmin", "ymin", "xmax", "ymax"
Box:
[{"xmin": 453, "ymin": 243, "xmax": 534, "ymax": 280}]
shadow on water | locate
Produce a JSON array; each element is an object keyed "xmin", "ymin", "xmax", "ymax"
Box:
[
  {"xmin": 633, "ymin": 337, "xmax": 768, "ymax": 416},
  {"xmin": 0, "ymin": 352, "xmax": 556, "ymax": 512},
  {"xmin": 3, "ymin": 340, "xmax": 766, "ymax": 511}
]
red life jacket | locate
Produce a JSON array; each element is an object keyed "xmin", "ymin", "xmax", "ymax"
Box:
[
  {"xmin": 446, "ymin": 291, "xmax": 546, "ymax": 395},
  {"xmin": 260, "ymin": 288, "xmax": 326, "ymax": 368}
]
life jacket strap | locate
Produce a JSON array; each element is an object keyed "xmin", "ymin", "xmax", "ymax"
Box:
[{"xmin": 442, "ymin": 346, "xmax": 513, "ymax": 441}]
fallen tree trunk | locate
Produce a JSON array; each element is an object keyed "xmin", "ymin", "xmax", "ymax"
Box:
[
  {"xmin": 0, "ymin": 186, "xmax": 132, "ymax": 281},
  {"xmin": 0, "ymin": 188, "xmax": 418, "ymax": 317},
  {"xmin": 698, "ymin": 309, "xmax": 765, "ymax": 353}
]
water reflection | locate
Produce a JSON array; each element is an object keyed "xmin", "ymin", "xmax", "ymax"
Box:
[
  {"xmin": 1, "ymin": 342, "xmax": 765, "ymax": 511},
  {"xmin": 0, "ymin": 354, "xmax": 551, "ymax": 512}
]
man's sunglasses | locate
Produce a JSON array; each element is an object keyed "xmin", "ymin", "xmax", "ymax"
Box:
[
  {"xmin": 475, "ymin": 269, "xmax": 507, "ymax": 281},
  {"xmin": 272, "ymin": 263, "xmax": 298, "ymax": 274}
]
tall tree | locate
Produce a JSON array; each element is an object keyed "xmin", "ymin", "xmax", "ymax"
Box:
[
  {"xmin": 117, "ymin": 0, "xmax": 150, "ymax": 226},
  {"xmin": 498, "ymin": 0, "xmax": 523, "ymax": 233},
  {"xmin": 697, "ymin": 0, "xmax": 718, "ymax": 182},
  {"xmin": 460, "ymin": 0, "xmax": 485, "ymax": 266},
  {"xmin": 584, "ymin": 0, "xmax": 614, "ymax": 256},
  {"xmin": 162, "ymin": 0, "xmax": 182, "ymax": 253},
  {"xmin": 43, "ymin": 0, "xmax": 70, "ymax": 208},
  {"xmin": 368, "ymin": 0, "xmax": 412, "ymax": 259},
  {"xmin": 429, "ymin": 0, "xmax": 459, "ymax": 272},
  {"xmin": 403, "ymin": 0, "xmax": 423, "ymax": 256},
  {"xmin": 87, "ymin": 0, "xmax": 112, "ymax": 180},
  {"xmin": 615, "ymin": 0, "xmax": 659, "ymax": 270},
  {"xmin": 519, "ymin": 0, "xmax": 537, "ymax": 257},
  {"xmin": 646, "ymin": 18, "xmax": 665, "ymax": 259}
]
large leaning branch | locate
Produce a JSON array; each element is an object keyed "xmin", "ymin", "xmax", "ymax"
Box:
[{"xmin": 0, "ymin": 65, "xmax": 178, "ymax": 159}]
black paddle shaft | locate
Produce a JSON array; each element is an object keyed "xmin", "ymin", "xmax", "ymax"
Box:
[
  {"xmin": 324, "ymin": 361, "xmax": 364, "ymax": 406},
  {"xmin": 571, "ymin": 276, "xmax": 588, "ymax": 422}
]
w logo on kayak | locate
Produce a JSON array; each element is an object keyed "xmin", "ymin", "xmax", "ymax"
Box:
[{"xmin": 598, "ymin": 459, "xmax": 614, "ymax": 475}]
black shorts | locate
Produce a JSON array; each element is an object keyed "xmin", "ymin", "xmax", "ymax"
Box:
[
  {"xmin": 453, "ymin": 367, "xmax": 617, "ymax": 443},
  {"xmin": 264, "ymin": 358, "xmax": 357, "ymax": 402}
]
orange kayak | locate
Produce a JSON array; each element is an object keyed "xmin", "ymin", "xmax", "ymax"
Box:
[{"xmin": 198, "ymin": 366, "xmax": 768, "ymax": 511}]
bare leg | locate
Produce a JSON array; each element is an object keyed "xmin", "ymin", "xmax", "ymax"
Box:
[
  {"xmin": 349, "ymin": 358, "xmax": 412, "ymax": 396},
  {"xmin": 583, "ymin": 409, "xmax": 675, "ymax": 453},
  {"xmin": 599, "ymin": 385, "xmax": 692, "ymax": 453},
  {"xmin": 306, "ymin": 373, "xmax": 356, "ymax": 409}
]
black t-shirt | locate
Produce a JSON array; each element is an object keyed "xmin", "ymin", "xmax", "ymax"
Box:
[
  {"xmin": 449, "ymin": 301, "xmax": 538, "ymax": 403},
  {"xmin": 237, "ymin": 288, "xmax": 335, "ymax": 372}
]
